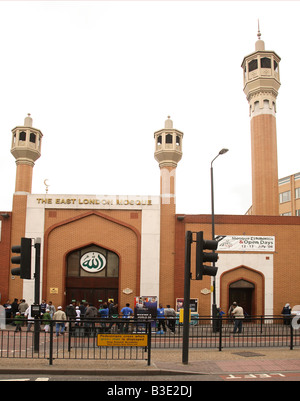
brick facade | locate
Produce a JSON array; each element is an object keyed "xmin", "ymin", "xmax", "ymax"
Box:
[
  {"xmin": 175, "ymin": 214, "xmax": 300, "ymax": 316},
  {"xmin": 0, "ymin": 213, "xmax": 12, "ymax": 303}
]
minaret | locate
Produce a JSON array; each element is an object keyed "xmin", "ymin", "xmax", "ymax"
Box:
[
  {"xmin": 10, "ymin": 115, "xmax": 43, "ymax": 301},
  {"xmin": 241, "ymin": 26, "xmax": 281, "ymax": 215},
  {"xmin": 11, "ymin": 114, "xmax": 43, "ymax": 193},
  {"xmin": 154, "ymin": 116, "xmax": 183, "ymax": 306}
]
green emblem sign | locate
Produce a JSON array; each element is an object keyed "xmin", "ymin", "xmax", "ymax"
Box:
[{"xmin": 80, "ymin": 252, "xmax": 106, "ymax": 273}]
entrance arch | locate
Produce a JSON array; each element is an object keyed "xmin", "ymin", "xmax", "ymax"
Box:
[
  {"xmin": 229, "ymin": 279, "xmax": 255, "ymax": 316},
  {"xmin": 66, "ymin": 244, "xmax": 119, "ymax": 308},
  {"xmin": 220, "ymin": 265, "xmax": 265, "ymax": 317},
  {"xmin": 42, "ymin": 211, "xmax": 140, "ymax": 309}
]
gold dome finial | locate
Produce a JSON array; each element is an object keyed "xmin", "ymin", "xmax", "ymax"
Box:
[{"xmin": 257, "ymin": 19, "xmax": 261, "ymax": 40}]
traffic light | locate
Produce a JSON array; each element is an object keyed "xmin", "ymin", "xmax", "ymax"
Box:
[
  {"xmin": 11, "ymin": 237, "xmax": 32, "ymax": 279},
  {"xmin": 196, "ymin": 231, "xmax": 218, "ymax": 280}
]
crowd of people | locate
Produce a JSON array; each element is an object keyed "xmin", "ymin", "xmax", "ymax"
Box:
[
  {"xmin": 2, "ymin": 299, "xmax": 179, "ymax": 336},
  {"xmin": 4, "ymin": 298, "xmax": 296, "ymax": 337},
  {"xmin": 1, "ymin": 298, "xmax": 138, "ymax": 336}
]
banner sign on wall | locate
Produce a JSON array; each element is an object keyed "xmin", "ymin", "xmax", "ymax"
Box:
[{"xmin": 216, "ymin": 235, "xmax": 275, "ymax": 252}]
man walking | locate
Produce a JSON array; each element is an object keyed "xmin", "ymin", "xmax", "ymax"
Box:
[
  {"xmin": 53, "ymin": 306, "xmax": 67, "ymax": 336},
  {"xmin": 156, "ymin": 303, "xmax": 166, "ymax": 334},
  {"xmin": 232, "ymin": 303, "xmax": 244, "ymax": 334},
  {"xmin": 121, "ymin": 303, "xmax": 133, "ymax": 333},
  {"xmin": 164, "ymin": 304, "xmax": 176, "ymax": 333}
]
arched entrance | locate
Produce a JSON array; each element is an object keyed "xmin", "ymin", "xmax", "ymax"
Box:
[
  {"xmin": 229, "ymin": 279, "xmax": 255, "ymax": 316},
  {"xmin": 66, "ymin": 244, "xmax": 119, "ymax": 308},
  {"xmin": 220, "ymin": 265, "xmax": 265, "ymax": 317}
]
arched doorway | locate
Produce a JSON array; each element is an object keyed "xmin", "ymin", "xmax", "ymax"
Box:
[
  {"xmin": 66, "ymin": 244, "xmax": 119, "ymax": 308},
  {"xmin": 229, "ymin": 279, "xmax": 255, "ymax": 316}
]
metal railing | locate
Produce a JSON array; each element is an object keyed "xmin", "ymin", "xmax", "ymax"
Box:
[
  {"xmin": 151, "ymin": 315, "xmax": 300, "ymax": 350},
  {"xmin": 0, "ymin": 315, "xmax": 299, "ymax": 365},
  {"xmin": 0, "ymin": 318, "xmax": 152, "ymax": 366}
]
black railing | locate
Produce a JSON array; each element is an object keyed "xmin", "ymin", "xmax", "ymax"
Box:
[
  {"xmin": 0, "ymin": 318, "xmax": 152, "ymax": 366},
  {"xmin": 0, "ymin": 315, "xmax": 299, "ymax": 365}
]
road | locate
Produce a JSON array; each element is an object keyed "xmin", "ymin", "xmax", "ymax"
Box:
[{"xmin": 1, "ymin": 372, "xmax": 300, "ymax": 382}]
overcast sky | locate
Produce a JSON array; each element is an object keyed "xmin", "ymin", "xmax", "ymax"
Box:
[{"xmin": 0, "ymin": 1, "xmax": 299, "ymax": 215}]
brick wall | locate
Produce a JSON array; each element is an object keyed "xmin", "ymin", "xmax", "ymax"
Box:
[
  {"xmin": 42, "ymin": 210, "xmax": 141, "ymax": 309},
  {"xmin": 175, "ymin": 214, "xmax": 300, "ymax": 316},
  {"xmin": 0, "ymin": 213, "xmax": 12, "ymax": 303}
]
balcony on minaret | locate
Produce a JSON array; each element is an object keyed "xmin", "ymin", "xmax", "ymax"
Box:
[
  {"xmin": 242, "ymin": 34, "xmax": 281, "ymax": 119},
  {"xmin": 243, "ymin": 53, "xmax": 280, "ymax": 87},
  {"xmin": 154, "ymin": 116, "xmax": 183, "ymax": 168},
  {"xmin": 11, "ymin": 114, "xmax": 43, "ymax": 165}
]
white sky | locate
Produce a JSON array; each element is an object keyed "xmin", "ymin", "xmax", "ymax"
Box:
[{"xmin": 0, "ymin": 1, "xmax": 299, "ymax": 215}]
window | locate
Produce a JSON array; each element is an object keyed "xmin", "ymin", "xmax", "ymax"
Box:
[
  {"xmin": 279, "ymin": 176, "xmax": 290, "ymax": 185},
  {"xmin": 274, "ymin": 60, "xmax": 278, "ymax": 72},
  {"xmin": 248, "ymin": 59, "xmax": 258, "ymax": 72},
  {"xmin": 19, "ymin": 131, "xmax": 26, "ymax": 141},
  {"xmin": 261, "ymin": 57, "xmax": 271, "ymax": 68},
  {"xmin": 296, "ymin": 210, "xmax": 300, "ymax": 216},
  {"xmin": 279, "ymin": 191, "xmax": 291, "ymax": 203},
  {"xmin": 30, "ymin": 133, "xmax": 36, "ymax": 143},
  {"xmin": 295, "ymin": 187, "xmax": 300, "ymax": 199},
  {"xmin": 281, "ymin": 212, "xmax": 292, "ymax": 216},
  {"xmin": 176, "ymin": 136, "xmax": 180, "ymax": 146},
  {"xmin": 166, "ymin": 134, "xmax": 173, "ymax": 144}
]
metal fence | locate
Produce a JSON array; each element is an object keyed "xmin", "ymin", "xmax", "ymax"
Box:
[
  {"xmin": 151, "ymin": 315, "xmax": 300, "ymax": 350},
  {"xmin": 0, "ymin": 315, "xmax": 299, "ymax": 365},
  {"xmin": 0, "ymin": 318, "xmax": 152, "ymax": 366}
]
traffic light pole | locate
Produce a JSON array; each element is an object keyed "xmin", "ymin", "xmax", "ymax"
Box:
[
  {"xmin": 182, "ymin": 231, "xmax": 192, "ymax": 365},
  {"xmin": 182, "ymin": 230, "xmax": 219, "ymax": 364},
  {"xmin": 34, "ymin": 239, "xmax": 41, "ymax": 353},
  {"xmin": 34, "ymin": 240, "xmax": 41, "ymax": 305}
]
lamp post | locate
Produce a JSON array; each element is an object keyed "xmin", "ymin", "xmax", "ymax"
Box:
[{"xmin": 211, "ymin": 148, "xmax": 228, "ymax": 330}]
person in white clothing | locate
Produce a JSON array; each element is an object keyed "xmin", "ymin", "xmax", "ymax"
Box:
[{"xmin": 232, "ymin": 304, "xmax": 244, "ymax": 334}]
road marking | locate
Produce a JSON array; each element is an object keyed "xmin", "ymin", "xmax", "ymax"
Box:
[
  {"xmin": 223, "ymin": 373, "xmax": 286, "ymax": 380},
  {"xmin": 0, "ymin": 378, "xmax": 30, "ymax": 381}
]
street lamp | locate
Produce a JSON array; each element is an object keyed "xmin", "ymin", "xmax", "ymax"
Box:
[{"xmin": 211, "ymin": 148, "xmax": 228, "ymax": 328}]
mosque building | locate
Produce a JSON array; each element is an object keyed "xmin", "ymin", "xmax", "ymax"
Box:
[{"xmin": 0, "ymin": 31, "xmax": 300, "ymax": 316}]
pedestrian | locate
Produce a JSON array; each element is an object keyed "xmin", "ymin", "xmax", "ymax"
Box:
[
  {"xmin": 75, "ymin": 306, "xmax": 81, "ymax": 326},
  {"xmin": 108, "ymin": 303, "xmax": 119, "ymax": 332},
  {"xmin": 99, "ymin": 302, "xmax": 109, "ymax": 332},
  {"xmin": 66, "ymin": 302, "xmax": 76, "ymax": 332},
  {"xmin": 121, "ymin": 303, "xmax": 133, "ymax": 333},
  {"xmin": 25, "ymin": 306, "xmax": 34, "ymax": 332},
  {"xmin": 79, "ymin": 302, "xmax": 86, "ymax": 322},
  {"xmin": 47, "ymin": 301, "xmax": 56, "ymax": 318},
  {"xmin": 53, "ymin": 306, "xmax": 67, "ymax": 336},
  {"xmin": 84, "ymin": 303, "xmax": 98, "ymax": 335},
  {"xmin": 156, "ymin": 303, "xmax": 166, "ymax": 334},
  {"xmin": 231, "ymin": 303, "xmax": 244, "ymax": 334},
  {"xmin": 215, "ymin": 307, "xmax": 225, "ymax": 332},
  {"xmin": 40, "ymin": 299, "xmax": 47, "ymax": 315},
  {"xmin": 18, "ymin": 299, "xmax": 29, "ymax": 318},
  {"xmin": 11, "ymin": 298, "xmax": 19, "ymax": 324},
  {"xmin": 42, "ymin": 309, "xmax": 52, "ymax": 332},
  {"xmin": 14, "ymin": 312, "xmax": 23, "ymax": 332},
  {"xmin": 164, "ymin": 304, "xmax": 176, "ymax": 333},
  {"xmin": 281, "ymin": 303, "xmax": 292, "ymax": 325},
  {"xmin": 4, "ymin": 300, "xmax": 12, "ymax": 324}
]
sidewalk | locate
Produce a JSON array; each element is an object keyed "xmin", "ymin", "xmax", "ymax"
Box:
[{"xmin": 1, "ymin": 347, "xmax": 300, "ymax": 376}]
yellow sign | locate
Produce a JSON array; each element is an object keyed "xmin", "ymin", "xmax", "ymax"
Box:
[
  {"xmin": 50, "ymin": 288, "xmax": 58, "ymax": 294},
  {"xmin": 179, "ymin": 309, "xmax": 191, "ymax": 323},
  {"xmin": 97, "ymin": 334, "xmax": 148, "ymax": 347}
]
